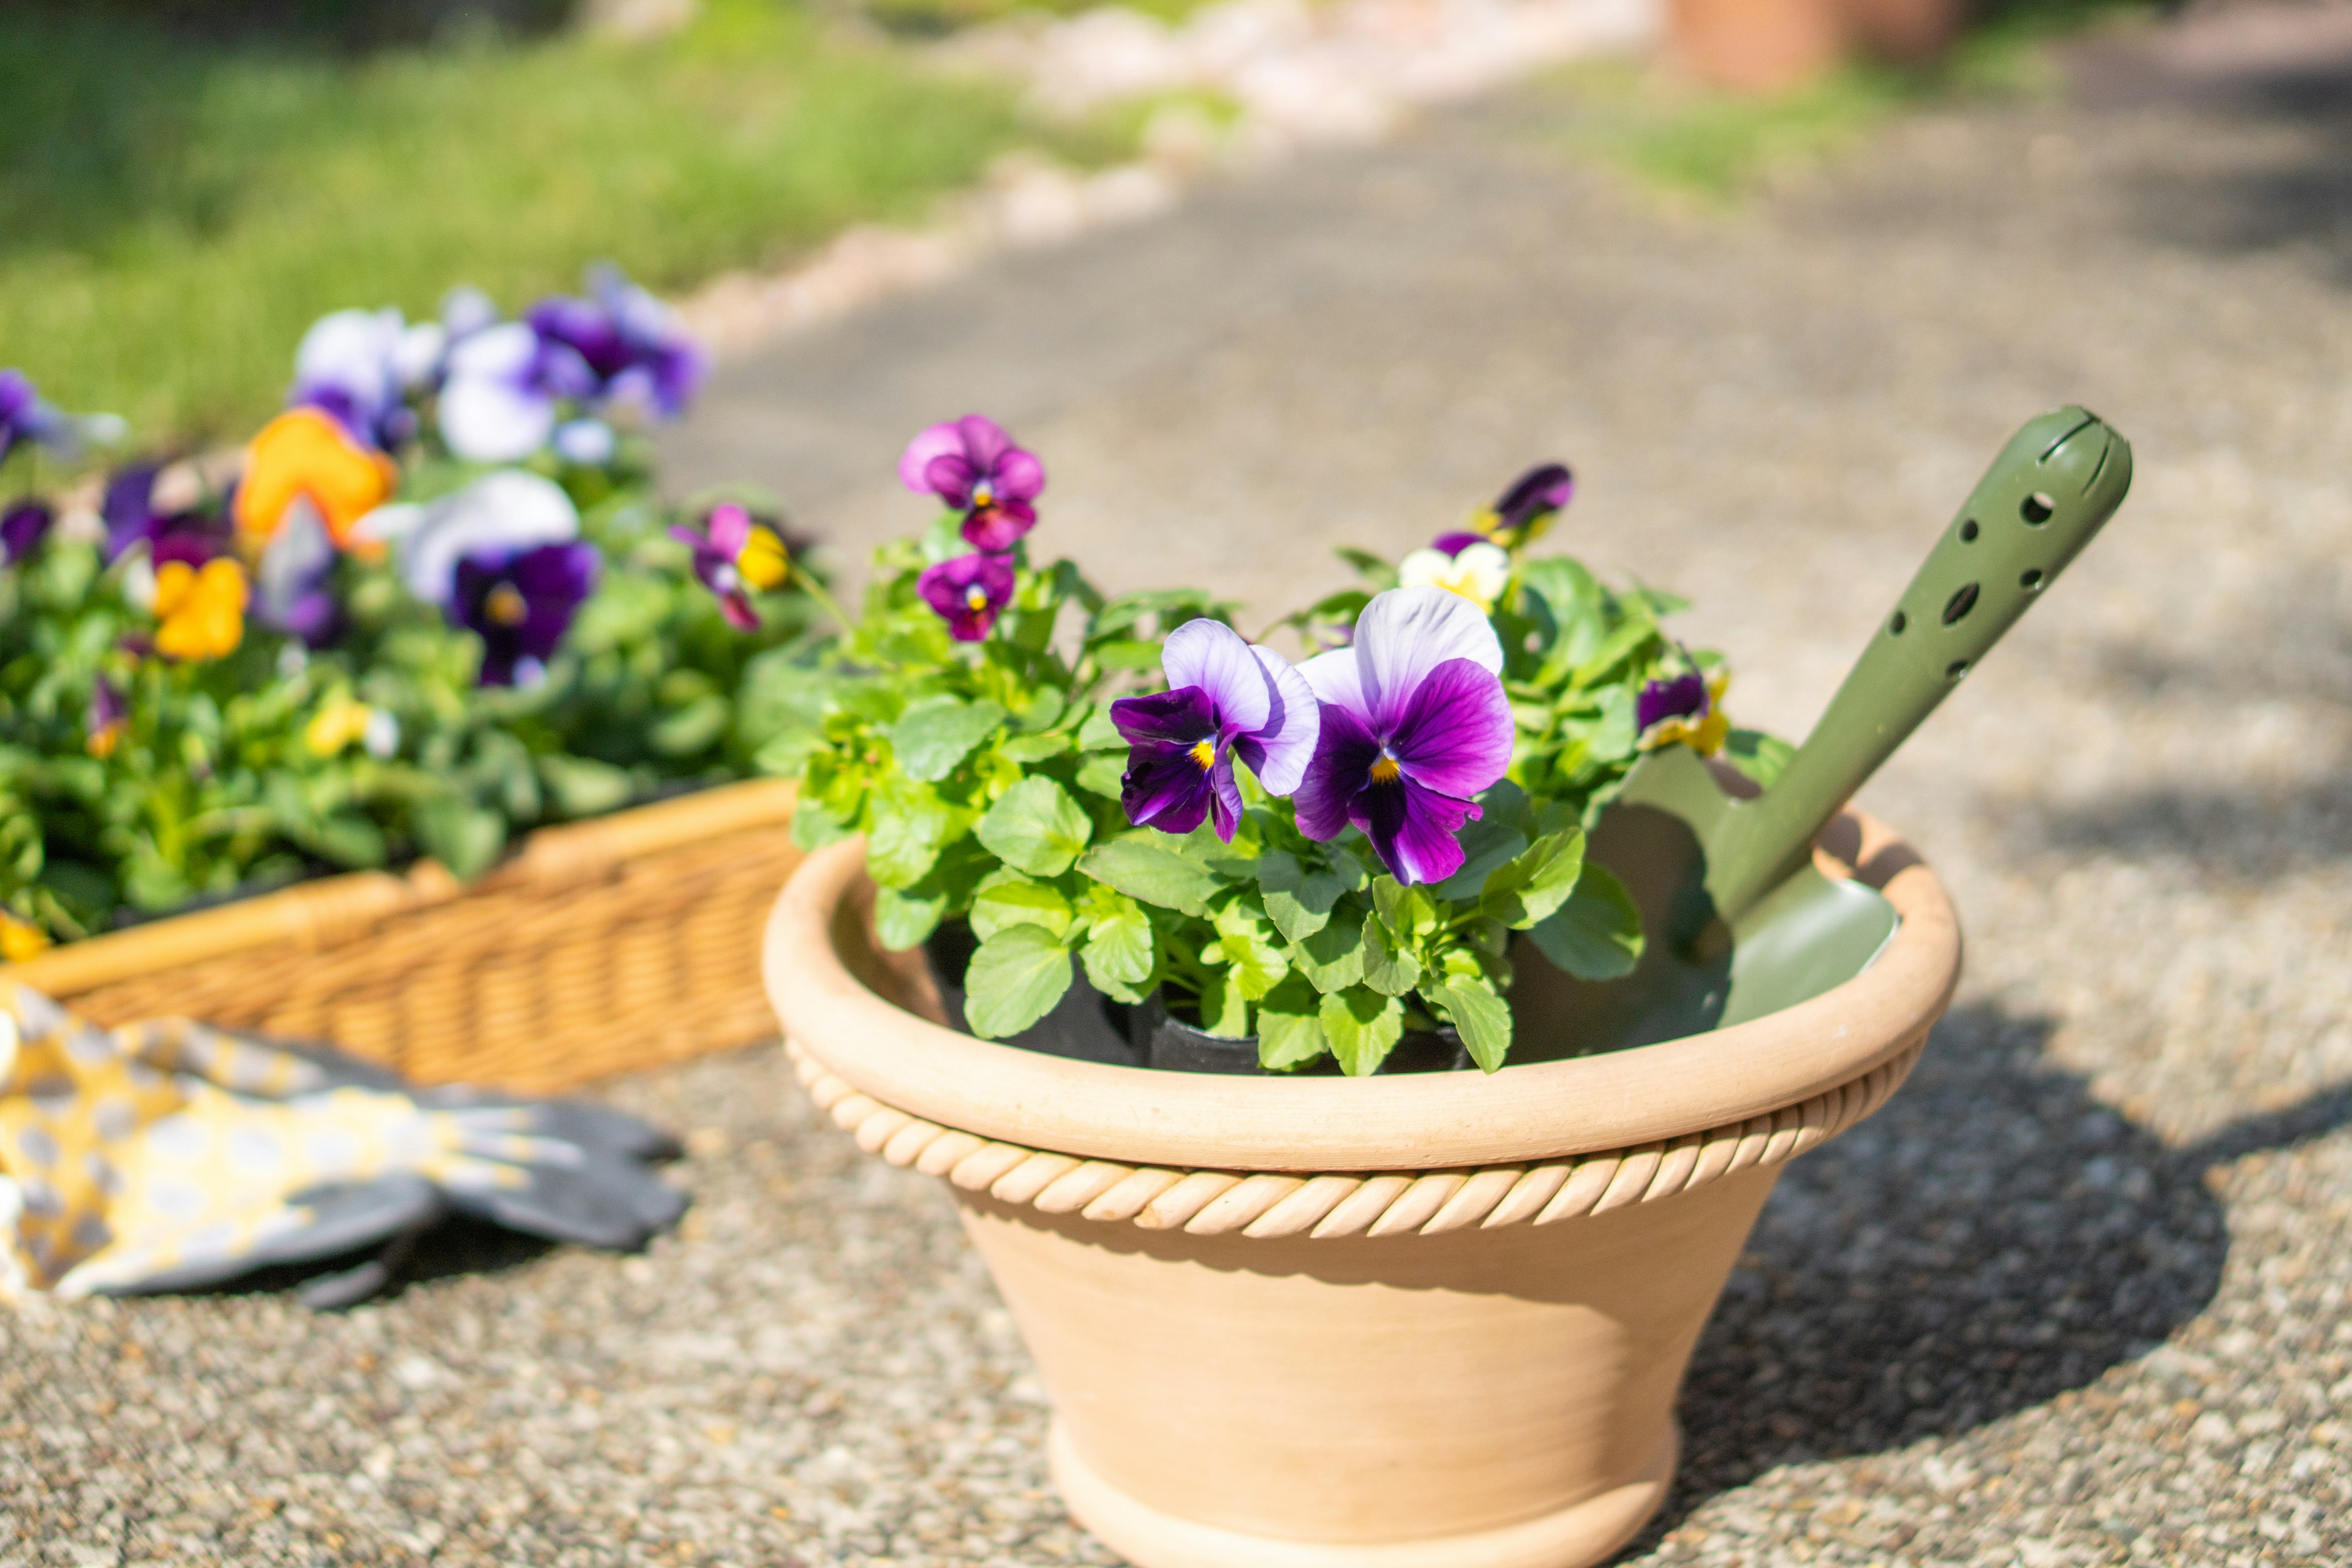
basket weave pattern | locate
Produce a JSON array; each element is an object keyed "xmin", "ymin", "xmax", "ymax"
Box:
[{"xmin": 2, "ymin": 780, "xmax": 800, "ymax": 1093}]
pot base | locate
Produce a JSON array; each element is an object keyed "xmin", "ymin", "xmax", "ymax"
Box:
[{"xmin": 1050, "ymin": 1419, "xmax": 1676, "ymax": 1568}]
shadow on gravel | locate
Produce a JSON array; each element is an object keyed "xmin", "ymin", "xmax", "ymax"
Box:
[
  {"xmin": 1629, "ymin": 998, "xmax": 2352, "ymax": 1548},
  {"xmin": 2072, "ymin": 7, "xmax": 2352, "ymax": 279},
  {"xmin": 2019, "ymin": 775, "xmax": 2352, "ymax": 878}
]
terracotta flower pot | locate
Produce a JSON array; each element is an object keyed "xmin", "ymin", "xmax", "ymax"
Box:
[{"xmin": 763, "ymin": 811, "xmax": 1959, "ymax": 1568}]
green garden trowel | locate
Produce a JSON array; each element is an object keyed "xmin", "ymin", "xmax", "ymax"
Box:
[{"xmin": 1515, "ymin": 408, "xmax": 2133, "ymax": 1057}]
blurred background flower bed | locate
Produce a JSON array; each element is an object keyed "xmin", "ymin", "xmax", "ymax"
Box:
[{"xmin": 1, "ymin": 267, "xmax": 832, "ymax": 956}]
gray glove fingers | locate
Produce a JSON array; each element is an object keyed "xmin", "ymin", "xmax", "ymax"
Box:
[
  {"xmin": 100, "ymin": 1176, "xmax": 443, "ymax": 1297},
  {"xmin": 444, "ymin": 1157, "xmax": 688, "ymax": 1251}
]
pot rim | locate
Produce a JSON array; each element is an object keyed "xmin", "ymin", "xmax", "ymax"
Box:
[{"xmin": 763, "ymin": 810, "xmax": 1959, "ymax": 1172}]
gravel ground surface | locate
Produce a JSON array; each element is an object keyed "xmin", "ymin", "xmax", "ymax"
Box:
[{"xmin": 12, "ymin": 6, "xmax": 2352, "ymax": 1564}]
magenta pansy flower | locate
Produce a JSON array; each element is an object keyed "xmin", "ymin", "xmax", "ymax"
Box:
[
  {"xmin": 1292, "ymin": 587, "xmax": 1514, "ymax": 886},
  {"xmin": 1110, "ymin": 619, "xmax": 1320, "ymax": 843},
  {"xmin": 918, "ymin": 550, "xmax": 1017, "ymax": 641},
  {"xmin": 671, "ymin": 501, "xmax": 792, "ymax": 630},
  {"xmin": 898, "ymin": 415, "xmax": 1046, "ymax": 552}
]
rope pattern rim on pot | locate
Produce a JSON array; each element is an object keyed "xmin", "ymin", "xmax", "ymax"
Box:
[{"xmin": 784, "ymin": 1037, "xmax": 1924, "ymax": 1241}]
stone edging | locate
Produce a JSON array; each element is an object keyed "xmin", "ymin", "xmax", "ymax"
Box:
[{"xmin": 785, "ymin": 1035, "xmax": 1922, "ymax": 1240}]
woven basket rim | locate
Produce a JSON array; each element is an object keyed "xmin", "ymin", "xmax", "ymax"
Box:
[
  {"xmin": 4, "ymin": 777, "xmax": 800, "ymax": 998},
  {"xmin": 763, "ymin": 809, "xmax": 1961, "ymax": 1174}
]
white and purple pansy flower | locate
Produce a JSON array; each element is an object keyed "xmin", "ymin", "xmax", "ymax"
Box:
[
  {"xmin": 899, "ymin": 415, "xmax": 1046, "ymax": 552},
  {"xmin": 353, "ymin": 469, "xmax": 583, "ymax": 608},
  {"xmin": 1292, "ymin": 586, "xmax": 1515, "ymax": 886},
  {"xmin": 452, "ymin": 541, "xmax": 600, "ymax": 688},
  {"xmin": 916, "ymin": 550, "xmax": 1017, "ymax": 642},
  {"xmin": 0, "ymin": 369, "xmax": 123, "ymax": 467},
  {"xmin": 288, "ymin": 307, "xmax": 445, "ymax": 450},
  {"xmin": 1110, "ymin": 618, "xmax": 1321, "ymax": 843},
  {"xmin": 435, "ymin": 321, "xmax": 600, "ymax": 463}
]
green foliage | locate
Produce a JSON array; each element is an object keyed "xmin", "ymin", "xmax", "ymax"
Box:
[{"xmin": 0, "ymin": 0, "xmax": 1117, "ymax": 448}]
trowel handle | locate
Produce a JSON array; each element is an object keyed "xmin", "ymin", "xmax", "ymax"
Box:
[{"xmin": 1714, "ymin": 408, "xmax": 2133, "ymax": 919}]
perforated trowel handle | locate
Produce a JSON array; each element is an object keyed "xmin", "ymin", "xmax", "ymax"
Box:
[{"xmin": 1710, "ymin": 408, "xmax": 2135, "ymax": 921}]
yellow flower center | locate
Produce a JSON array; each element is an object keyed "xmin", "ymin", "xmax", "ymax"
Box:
[
  {"xmin": 972, "ymin": 480, "xmax": 995, "ymax": 507},
  {"xmin": 486, "ymin": 582, "xmax": 529, "ymax": 627},
  {"xmin": 1369, "ymin": 754, "xmax": 1401, "ymax": 785},
  {"xmin": 965, "ymin": 585, "xmax": 990, "ymax": 611},
  {"xmin": 734, "ymin": 526, "xmax": 790, "ymax": 591},
  {"xmin": 1189, "ymin": 739, "xmax": 1217, "ymax": 771}
]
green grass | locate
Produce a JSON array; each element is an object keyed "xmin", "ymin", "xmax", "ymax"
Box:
[
  {"xmin": 1545, "ymin": 0, "xmax": 2154, "ymax": 205},
  {"xmin": 0, "ymin": 0, "xmax": 1111, "ymax": 448}
]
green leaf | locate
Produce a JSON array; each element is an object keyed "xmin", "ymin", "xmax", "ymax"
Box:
[
  {"xmin": 889, "ymin": 696, "xmax": 1008, "ymax": 783},
  {"xmin": 790, "ymin": 793, "xmax": 852, "ymax": 850},
  {"xmin": 415, "ymin": 799, "xmax": 505, "ymax": 880},
  {"xmin": 1361, "ymin": 918, "xmax": 1423, "ymax": 997},
  {"xmin": 865, "ymin": 778, "xmax": 952, "ymax": 889},
  {"xmin": 970, "ymin": 872, "xmax": 1074, "ymax": 942},
  {"xmin": 998, "ymin": 731, "xmax": 1071, "ymax": 764},
  {"xmin": 1080, "ymin": 895, "xmax": 1155, "ymax": 1001},
  {"xmin": 1290, "ymin": 919, "xmax": 1367, "ymax": 992},
  {"xmin": 1528, "ymin": 864, "xmax": 1645, "ymax": 980},
  {"xmin": 1319, "ymin": 989, "xmax": 1404, "ymax": 1076},
  {"xmin": 1433, "ymin": 976, "xmax": 1512, "ymax": 1072},
  {"xmin": 649, "ymin": 695, "xmax": 730, "ymax": 757},
  {"xmin": 974, "ymin": 777, "xmax": 1092, "ymax": 877},
  {"xmin": 539, "ymin": 755, "xmax": 635, "ymax": 818},
  {"xmin": 1255, "ymin": 979, "xmax": 1330, "ymax": 1070},
  {"xmin": 1077, "ymin": 835, "xmax": 1219, "ymax": 916},
  {"xmin": 1256, "ymin": 850, "xmax": 1355, "ymax": 942},
  {"xmin": 1371, "ymin": 878, "xmax": 1438, "ymax": 940},
  {"xmin": 1210, "ymin": 904, "xmax": 1289, "ymax": 1000},
  {"xmin": 1091, "ymin": 639, "xmax": 1166, "ymax": 671},
  {"xmin": 1722, "ymin": 728, "xmax": 1795, "ymax": 789},
  {"xmin": 1200, "ymin": 972, "xmax": 1250, "ymax": 1039},
  {"xmin": 1333, "ymin": 546, "xmax": 1399, "ymax": 588},
  {"xmin": 1074, "ymin": 753, "xmax": 1128, "ymax": 800},
  {"xmin": 1076, "ymin": 706, "xmax": 1126, "ymax": 751},
  {"xmin": 873, "ymin": 885, "xmax": 946, "ymax": 951},
  {"xmin": 963, "ymin": 924, "xmax": 1075, "ymax": 1040},
  {"xmin": 1479, "ymin": 829, "xmax": 1587, "ymax": 929}
]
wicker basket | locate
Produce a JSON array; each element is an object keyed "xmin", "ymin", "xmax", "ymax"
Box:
[{"xmin": 0, "ymin": 779, "xmax": 800, "ymax": 1092}]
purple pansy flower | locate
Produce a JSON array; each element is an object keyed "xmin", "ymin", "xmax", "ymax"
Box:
[
  {"xmin": 451, "ymin": 541, "xmax": 600, "ymax": 687},
  {"xmin": 898, "ymin": 416, "xmax": 1046, "ymax": 552},
  {"xmin": 526, "ymin": 266, "xmax": 704, "ymax": 420},
  {"xmin": 0, "ymin": 370, "xmax": 69, "ymax": 467},
  {"xmin": 1110, "ymin": 619, "xmax": 1321, "ymax": 843},
  {"xmin": 1637, "ymin": 671, "xmax": 1708, "ymax": 733},
  {"xmin": 1, "ymin": 500, "xmax": 52, "ymax": 564},
  {"xmin": 1292, "ymin": 587, "xmax": 1515, "ymax": 886},
  {"xmin": 1478, "ymin": 462, "xmax": 1575, "ymax": 546},
  {"xmin": 102, "ymin": 466, "xmax": 230, "ymax": 568},
  {"xmin": 916, "ymin": 551, "xmax": 1017, "ymax": 642},
  {"xmin": 254, "ymin": 507, "xmax": 341, "ymax": 647}
]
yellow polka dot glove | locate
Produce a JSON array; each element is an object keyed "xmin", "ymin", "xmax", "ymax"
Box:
[{"xmin": 0, "ymin": 984, "xmax": 685, "ymax": 1306}]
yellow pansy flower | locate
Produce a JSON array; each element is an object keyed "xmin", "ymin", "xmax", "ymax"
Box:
[
  {"xmin": 1, "ymin": 913, "xmax": 51, "ymax": 963},
  {"xmin": 153, "ymin": 559, "xmax": 249, "ymax": 663}
]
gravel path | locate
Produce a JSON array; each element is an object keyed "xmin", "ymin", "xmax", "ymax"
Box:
[{"xmin": 12, "ymin": 7, "xmax": 2352, "ymax": 1565}]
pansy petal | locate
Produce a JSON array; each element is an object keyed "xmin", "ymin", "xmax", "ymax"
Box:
[
  {"xmin": 1121, "ymin": 740, "xmax": 1214, "ymax": 837},
  {"xmin": 1387, "ymin": 657, "xmax": 1514, "ymax": 801},
  {"xmin": 922, "ymin": 451, "xmax": 980, "ymax": 508},
  {"xmin": 1207, "ymin": 755, "xmax": 1246, "ymax": 842},
  {"xmin": 1291, "ymin": 703, "xmax": 1381, "ymax": 844},
  {"xmin": 898, "ymin": 422, "xmax": 968, "ymax": 493},
  {"xmin": 1368, "ymin": 778, "xmax": 1482, "ymax": 886},
  {"xmin": 1637, "ymin": 671, "xmax": 1709, "ymax": 732},
  {"xmin": 439, "ymin": 373, "xmax": 556, "ymax": 464},
  {"xmin": 992, "ymin": 445, "xmax": 1046, "ymax": 502},
  {"xmin": 954, "ymin": 415, "xmax": 1012, "ymax": 471},
  {"xmin": 707, "ymin": 503, "xmax": 752, "ymax": 557},
  {"xmin": 960, "ymin": 499, "xmax": 1035, "ymax": 552},
  {"xmin": 1354, "ymin": 586, "xmax": 1504, "ymax": 733},
  {"xmin": 1110, "ymin": 685, "xmax": 1217, "ymax": 747},
  {"xmin": 1237, "ymin": 644, "xmax": 1319, "ymax": 796},
  {"xmin": 1161, "ymin": 619, "xmax": 1270, "ymax": 739},
  {"xmin": 1298, "ymin": 647, "xmax": 1373, "ymax": 728}
]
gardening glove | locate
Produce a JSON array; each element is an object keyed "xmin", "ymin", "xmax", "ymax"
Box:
[{"xmin": 0, "ymin": 983, "xmax": 685, "ymax": 1306}]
